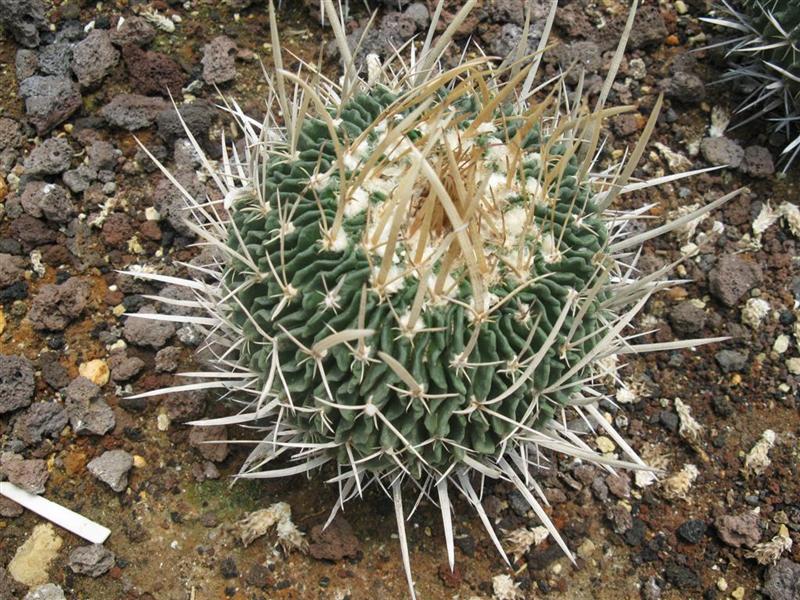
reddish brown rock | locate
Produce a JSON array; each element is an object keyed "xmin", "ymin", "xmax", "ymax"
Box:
[
  {"xmin": 123, "ymin": 45, "xmax": 187, "ymax": 97},
  {"xmin": 308, "ymin": 515, "xmax": 360, "ymax": 561},
  {"xmin": 140, "ymin": 220, "xmax": 162, "ymax": 241},
  {"xmin": 189, "ymin": 425, "xmax": 228, "ymax": 462},
  {"xmin": 28, "ymin": 277, "xmax": 90, "ymax": 331},
  {"xmin": 709, "ymin": 254, "xmax": 763, "ymax": 307},
  {"xmin": 715, "ymin": 512, "xmax": 761, "ymax": 549},
  {"xmin": 102, "ymin": 213, "xmax": 134, "ymax": 248}
]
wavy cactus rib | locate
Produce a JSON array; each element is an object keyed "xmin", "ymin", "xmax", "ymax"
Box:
[
  {"xmin": 704, "ymin": 0, "xmax": 800, "ymax": 169},
  {"xmin": 127, "ymin": 1, "xmax": 735, "ymax": 597}
]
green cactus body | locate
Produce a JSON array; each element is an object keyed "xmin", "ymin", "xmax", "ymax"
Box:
[{"xmin": 224, "ymin": 86, "xmax": 609, "ymax": 475}]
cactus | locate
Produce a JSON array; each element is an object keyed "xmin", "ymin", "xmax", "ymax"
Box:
[
  {"xmin": 129, "ymin": 1, "xmax": 734, "ymax": 596},
  {"xmin": 704, "ymin": 0, "xmax": 800, "ymax": 169}
]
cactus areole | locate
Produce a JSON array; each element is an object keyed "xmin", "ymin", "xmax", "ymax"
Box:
[{"xmin": 130, "ymin": 1, "xmax": 733, "ymax": 596}]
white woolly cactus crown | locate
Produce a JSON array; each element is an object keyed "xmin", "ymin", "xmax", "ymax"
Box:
[{"xmin": 128, "ymin": 0, "xmax": 735, "ymax": 596}]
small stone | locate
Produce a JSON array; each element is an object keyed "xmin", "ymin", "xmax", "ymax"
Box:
[
  {"xmin": 86, "ymin": 141, "xmax": 118, "ymax": 172},
  {"xmin": 404, "ymin": 3, "xmax": 429, "ymax": 28},
  {"xmin": 663, "ymin": 72, "xmax": 705, "ymax": 104},
  {"xmin": 343, "ymin": 15, "xmax": 417, "ymax": 65},
  {"xmin": 0, "ymin": 253, "xmax": 26, "ymax": 288},
  {"xmin": 71, "ymin": 30, "xmax": 119, "ymax": 89},
  {"xmin": 28, "ymin": 278, "xmax": 90, "ymax": 331},
  {"xmin": 152, "ymin": 170, "xmax": 204, "ymax": 237},
  {"xmin": 244, "ymin": 563, "xmax": 273, "ymax": 588},
  {"xmin": 715, "ymin": 512, "xmax": 761, "ymax": 548},
  {"xmin": 731, "ymin": 587, "xmax": 745, "ymax": 600},
  {"xmin": 664, "ymin": 562, "xmax": 700, "ymax": 590},
  {"xmin": 629, "ymin": 5, "xmax": 667, "ymax": 49},
  {"xmin": 606, "ymin": 474, "xmax": 631, "ymax": 499},
  {"xmin": 739, "ymin": 146, "xmax": 775, "ymax": 177},
  {"xmin": 591, "ymin": 476, "xmax": 609, "ymax": 502},
  {"xmin": 16, "ymin": 48, "xmax": 39, "ymax": 80},
  {"xmin": 164, "ymin": 389, "xmax": 206, "ymax": 422},
  {"xmin": 156, "ymin": 101, "xmax": 216, "ymax": 149},
  {"xmin": 24, "ymin": 137, "xmax": 73, "ymax": 177},
  {"xmin": 79, "ymin": 359, "xmax": 110, "ymax": 387},
  {"xmin": 0, "ymin": 354, "xmax": 35, "ymax": 414},
  {"xmin": 0, "ymin": 0, "xmax": 48, "ymax": 48},
  {"xmin": 700, "ymin": 137, "xmax": 745, "ymax": 168},
  {"xmin": 7, "ymin": 524, "xmax": 63, "ymax": 587},
  {"xmin": 102, "ymin": 213, "xmax": 134, "ymax": 248},
  {"xmin": 37, "ymin": 43, "xmax": 73, "ymax": 77},
  {"xmin": 66, "ymin": 375, "xmax": 102, "ymax": 405},
  {"xmin": 576, "ymin": 538, "xmax": 596, "ymax": 560},
  {"xmin": 202, "ymin": 36, "xmax": 238, "ymax": 85},
  {"xmin": 189, "ymin": 425, "xmax": 228, "ymax": 462},
  {"xmin": 16, "ymin": 48, "xmax": 39, "ymax": 79},
  {"xmin": 154, "ymin": 346, "xmax": 180, "ymax": 373},
  {"xmin": 87, "ymin": 449, "xmax": 133, "ymax": 492},
  {"xmin": 157, "ymin": 412, "xmax": 171, "ymax": 431},
  {"xmin": 676, "ymin": 519, "xmax": 707, "ymax": 544},
  {"xmin": 109, "ymin": 16, "xmax": 156, "ymax": 47},
  {"xmin": 123, "ymin": 305, "xmax": 175, "ymax": 349},
  {"xmin": 606, "ymin": 504, "xmax": 633, "ymax": 534},
  {"xmin": 763, "ymin": 559, "xmax": 800, "ymax": 600},
  {"xmin": 308, "ymin": 515, "xmax": 360, "ymax": 561},
  {"xmin": 23, "ymin": 583, "xmax": 66, "ymax": 600},
  {"xmin": 12, "ymin": 402, "xmax": 68, "ymax": 445},
  {"xmin": 742, "ymin": 297, "xmax": 770, "ymax": 329},
  {"xmin": 100, "ymin": 94, "xmax": 169, "ymax": 131},
  {"xmin": 108, "ymin": 353, "xmax": 145, "ymax": 382},
  {"xmin": 773, "ymin": 334, "xmax": 790, "ymax": 354},
  {"xmin": 19, "ymin": 182, "xmax": 75, "ymax": 224},
  {"xmin": 709, "ymin": 254, "xmax": 763, "ymax": 307},
  {"xmin": 220, "ymin": 557, "xmax": 238, "ymax": 579},
  {"xmin": 0, "ymin": 117, "xmax": 23, "ymax": 151},
  {"xmin": 612, "ymin": 113, "xmax": 641, "ymax": 137},
  {"xmin": 715, "ymin": 349, "xmax": 749, "ymax": 373},
  {"xmin": 67, "ymin": 544, "xmax": 115, "ymax": 577},
  {"xmin": 39, "ymin": 353, "xmax": 69, "ymax": 389},
  {"xmin": 628, "ymin": 58, "xmax": 646, "ymax": 80},
  {"xmin": 62, "ymin": 165, "xmax": 98, "ymax": 193},
  {"xmin": 786, "ymin": 357, "xmax": 800, "ymax": 375},
  {"xmin": 641, "ymin": 576, "xmax": 662, "ymax": 600},
  {"xmin": 0, "ymin": 452, "xmax": 49, "ymax": 494},
  {"xmin": 659, "ymin": 410, "xmax": 679, "ymax": 432},
  {"xmin": 596, "ymin": 436, "xmax": 615, "ymax": 453},
  {"xmin": 10, "ymin": 215, "xmax": 55, "ymax": 248},
  {"xmin": 551, "ymin": 41, "xmax": 601, "ymax": 85},
  {"xmin": 202, "ymin": 461, "xmax": 220, "ymax": 480},
  {"xmin": 123, "ymin": 45, "xmax": 186, "ymax": 97},
  {"xmin": 18, "ymin": 76, "xmax": 82, "ymax": 135},
  {"xmin": 668, "ymin": 301, "xmax": 706, "ymax": 336},
  {"xmin": 177, "ymin": 324, "xmax": 203, "ymax": 346},
  {"xmin": 65, "ymin": 376, "xmax": 116, "ymax": 436}
]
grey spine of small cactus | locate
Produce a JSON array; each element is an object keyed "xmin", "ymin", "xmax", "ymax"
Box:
[
  {"xmin": 703, "ymin": 0, "xmax": 800, "ymax": 169},
  {"xmin": 126, "ymin": 0, "xmax": 736, "ymax": 597}
]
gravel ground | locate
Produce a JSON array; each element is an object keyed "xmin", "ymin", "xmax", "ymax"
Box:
[{"xmin": 0, "ymin": 1, "xmax": 799, "ymax": 599}]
